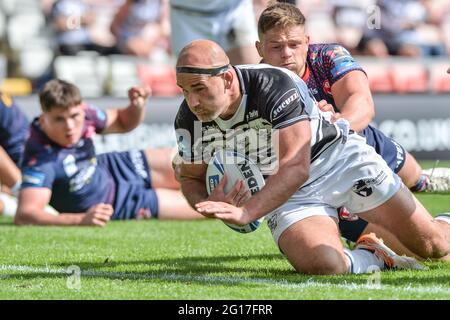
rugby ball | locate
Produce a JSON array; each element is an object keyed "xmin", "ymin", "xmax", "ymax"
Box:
[{"xmin": 206, "ymin": 149, "xmax": 265, "ymax": 233}]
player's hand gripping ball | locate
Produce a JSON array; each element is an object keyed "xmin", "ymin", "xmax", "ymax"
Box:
[{"xmin": 206, "ymin": 149, "xmax": 265, "ymax": 233}]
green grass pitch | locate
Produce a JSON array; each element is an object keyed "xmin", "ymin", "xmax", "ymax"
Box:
[{"xmin": 0, "ymin": 162, "xmax": 449, "ymax": 300}]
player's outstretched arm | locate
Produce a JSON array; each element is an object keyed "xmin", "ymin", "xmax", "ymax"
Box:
[
  {"xmin": 330, "ymin": 71, "xmax": 374, "ymax": 132},
  {"xmin": 0, "ymin": 146, "xmax": 21, "ymax": 193},
  {"xmin": 15, "ymin": 188, "xmax": 112, "ymax": 226},
  {"xmin": 102, "ymin": 86, "xmax": 151, "ymax": 134},
  {"xmin": 177, "ymin": 162, "xmax": 209, "ymax": 209}
]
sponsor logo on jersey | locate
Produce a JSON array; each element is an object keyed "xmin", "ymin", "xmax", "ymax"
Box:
[
  {"xmin": 331, "ymin": 60, "xmax": 359, "ymax": 77},
  {"xmin": 176, "ymin": 131, "xmax": 192, "ymax": 160},
  {"xmin": 63, "ymin": 154, "xmax": 78, "ymax": 177},
  {"xmin": 129, "ymin": 150, "xmax": 148, "ymax": 180},
  {"xmin": 22, "ymin": 169, "xmax": 46, "ymax": 187},
  {"xmin": 247, "ymin": 109, "xmax": 259, "ymax": 121},
  {"xmin": 352, "ymin": 179, "xmax": 373, "ymax": 197},
  {"xmin": 188, "ymin": 119, "xmax": 277, "ymax": 171},
  {"xmin": 271, "ymin": 89, "xmax": 300, "ymax": 121},
  {"xmin": 391, "ymin": 139, "xmax": 405, "ymax": 171},
  {"xmin": 352, "ymin": 171, "xmax": 388, "ymax": 197},
  {"xmin": 68, "ymin": 159, "xmax": 97, "ymax": 192},
  {"xmin": 266, "ymin": 212, "xmax": 279, "ymax": 233}
]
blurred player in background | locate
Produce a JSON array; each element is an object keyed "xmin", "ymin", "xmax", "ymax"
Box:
[
  {"xmin": 255, "ymin": 2, "xmax": 450, "ymax": 257},
  {"xmin": 15, "ymin": 79, "xmax": 202, "ymax": 227},
  {"xmin": 111, "ymin": 0, "xmax": 170, "ymax": 60},
  {"xmin": 169, "ymin": 0, "xmax": 260, "ymax": 64},
  {"xmin": 51, "ymin": 0, "xmax": 118, "ymax": 55}
]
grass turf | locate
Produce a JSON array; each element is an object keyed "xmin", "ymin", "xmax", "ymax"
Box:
[
  {"xmin": 0, "ymin": 217, "xmax": 449, "ymax": 300},
  {"xmin": 0, "ymin": 162, "xmax": 449, "ymax": 300}
]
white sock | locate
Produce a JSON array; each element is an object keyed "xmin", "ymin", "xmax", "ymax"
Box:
[
  {"xmin": 435, "ymin": 213, "xmax": 450, "ymax": 226},
  {"xmin": 344, "ymin": 248, "xmax": 385, "ymax": 274},
  {"xmin": 0, "ymin": 193, "xmax": 18, "ymax": 217}
]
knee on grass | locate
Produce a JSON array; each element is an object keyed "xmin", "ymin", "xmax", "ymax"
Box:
[
  {"xmin": 414, "ymin": 233, "xmax": 449, "ymax": 260},
  {"xmin": 290, "ymin": 247, "xmax": 348, "ymax": 275}
]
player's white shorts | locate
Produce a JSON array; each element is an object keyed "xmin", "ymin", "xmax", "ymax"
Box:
[
  {"xmin": 170, "ymin": 0, "xmax": 258, "ymax": 56},
  {"xmin": 266, "ymin": 133, "xmax": 401, "ymax": 245}
]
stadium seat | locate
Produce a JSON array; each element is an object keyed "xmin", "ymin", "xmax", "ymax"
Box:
[
  {"xmin": 0, "ymin": 0, "xmax": 41, "ymax": 14},
  {"xmin": 306, "ymin": 12, "xmax": 337, "ymax": 43},
  {"xmin": 0, "ymin": 0, "xmax": 15, "ymax": 15},
  {"xmin": 13, "ymin": 0, "xmax": 42, "ymax": 13},
  {"xmin": 19, "ymin": 44, "xmax": 54, "ymax": 79},
  {"xmin": 0, "ymin": 77, "xmax": 32, "ymax": 95},
  {"xmin": 357, "ymin": 58, "xmax": 393, "ymax": 93},
  {"xmin": 6, "ymin": 12, "xmax": 45, "ymax": 50},
  {"xmin": 0, "ymin": 11, "xmax": 5, "ymax": 39},
  {"xmin": 54, "ymin": 54, "xmax": 106, "ymax": 98},
  {"xmin": 429, "ymin": 61, "xmax": 450, "ymax": 93},
  {"xmin": 390, "ymin": 62, "xmax": 429, "ymax": 93},
  {"xmin": 109, "ymin": 55, "xmax": 142, "ymax": 97},
  {"xmin": 137, "ymin": 64, "xmax": 180, "ymax": 96},
  {"xmin": 0, "ymin": 54, "xmax": 6, "ymax": 81}
]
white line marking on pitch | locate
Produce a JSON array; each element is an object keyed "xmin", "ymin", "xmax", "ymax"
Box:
[{"xmin": 0, "ymin": 264, "xmax": 449, "ymax": 295}]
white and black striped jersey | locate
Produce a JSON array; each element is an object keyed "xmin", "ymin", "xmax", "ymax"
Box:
[{"xmin": 175, "ymin": 64, "xmax": 346, "ymax": 176}]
